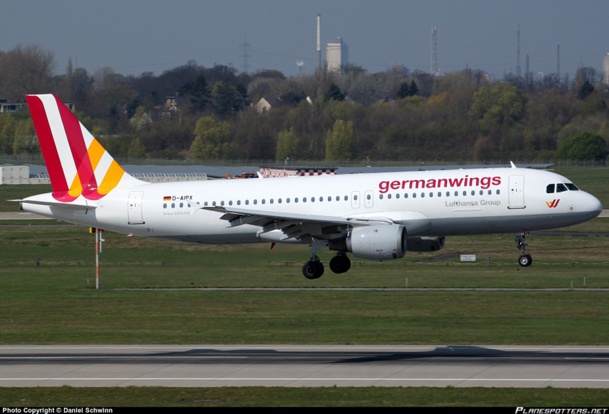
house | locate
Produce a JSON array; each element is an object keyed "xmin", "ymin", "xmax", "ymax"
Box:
[{"xmin": 0, "ymin": 99, "xmax": 75, "ymax": 113}]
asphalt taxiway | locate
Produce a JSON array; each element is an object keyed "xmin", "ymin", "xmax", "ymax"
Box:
[{"xmin": 1, "ymin": 345, "xmax": 609, "ymax": 388}]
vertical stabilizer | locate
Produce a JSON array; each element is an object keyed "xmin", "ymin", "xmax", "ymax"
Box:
[{"xmin": 26, "ymin": 94, "xmax": 141, "ymax": 202}]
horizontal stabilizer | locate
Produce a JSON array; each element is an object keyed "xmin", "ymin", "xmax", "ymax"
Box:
[{"xmin": 11, "ymin": 199, "xmax": 96, "ymax": 210}]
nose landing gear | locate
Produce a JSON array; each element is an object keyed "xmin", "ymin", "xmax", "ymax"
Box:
[{"xmin": 515, "ymin": 231, "xmax": 532, "ymax": 267}]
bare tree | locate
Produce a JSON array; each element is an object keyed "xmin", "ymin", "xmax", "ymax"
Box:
[{"xmin": 0, "ymin": 44, "xmax": 55, "ymax": 99}]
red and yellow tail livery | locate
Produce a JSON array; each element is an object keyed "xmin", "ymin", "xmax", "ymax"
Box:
[{"xmin": 26, "ymin": 94, "xmax": 134, "ymax": 202}]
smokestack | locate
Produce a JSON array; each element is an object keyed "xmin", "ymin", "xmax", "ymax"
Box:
[
  {"xmin": 557, "ymin": 44, "xmax": 560, "ymax": 76},
  {"xmin": 516, "ymin": 24, "xmax": 521, "ymax": 77},
  {"xmin": 430, "ymin": 25, "xmax": 437, "ymax": 75},
  {"xmin": 317, "ymin": 14, "xmax": 321, "ymax": 71}
]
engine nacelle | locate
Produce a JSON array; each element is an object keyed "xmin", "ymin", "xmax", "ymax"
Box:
[
  {"xmin": 330, "ymin": 224, "xmax": 406, "ymax": 260},
  {"xmin": 406, "ymin": 236, "xmax": 446, "ymax": 252}
]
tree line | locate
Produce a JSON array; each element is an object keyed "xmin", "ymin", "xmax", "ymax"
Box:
[{"xmin": 0, "ymin": 44, "xmax": 607, "ymax": 164}]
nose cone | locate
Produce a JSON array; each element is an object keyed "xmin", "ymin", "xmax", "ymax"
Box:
[{"xmin": 585, "ymin": 192, "xmax": 604, "ymax": 218}]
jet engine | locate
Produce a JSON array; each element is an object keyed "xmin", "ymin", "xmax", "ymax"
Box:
[{"xmin": 329, "ymin": 224, "xmax": 407, "ymax": 260}]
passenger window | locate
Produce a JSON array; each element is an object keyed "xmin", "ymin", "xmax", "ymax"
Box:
[
  {"xmin": 546, "ymin": 184, "xmax": 555, "ymax": 193},
  {"xmin": 556, "ymin": 183, "xmax": 567, "ymax": 193}
]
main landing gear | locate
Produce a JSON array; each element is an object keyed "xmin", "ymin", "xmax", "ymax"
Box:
[
  {"xmin": 302, "ymin": 252, "xmax": 352, "ymax": 279},
  {"xmin": 515, "ymin": 231, "xmax": 533, "ymax": 267},
  {"xmin": 302, "ymin": 239, "xmax": 351, "ymax": 279}
]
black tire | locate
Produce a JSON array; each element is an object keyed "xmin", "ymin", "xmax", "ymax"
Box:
[
  {"xmin": 518, "ymin": 254, "xmax": 532, "ymax": 267},
  {"xmin": 302, "ymin": 261, "xmax": 324, "ymax": 279},
  {"xmin": 329, "ymin": 255, "xmax": 351, "ymax": 274}
]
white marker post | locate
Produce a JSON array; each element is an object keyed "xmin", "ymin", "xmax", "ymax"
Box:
[{"xmin": 91, "ymin": 227, "xmax": 103, "ymax": 290}]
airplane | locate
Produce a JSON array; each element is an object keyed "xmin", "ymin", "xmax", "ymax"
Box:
[{"xmin": 17, "ymin": 94, "xmax": 604, "ymax": 279}]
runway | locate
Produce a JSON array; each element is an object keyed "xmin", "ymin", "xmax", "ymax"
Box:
[{"xmin": 1, "ymin": 345, "xmax": 609, "ymax": 388}]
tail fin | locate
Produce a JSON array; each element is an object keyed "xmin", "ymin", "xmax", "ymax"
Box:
[{"xmin": 26, "ymin": 94, "xmax": 140, "ymax": 202}]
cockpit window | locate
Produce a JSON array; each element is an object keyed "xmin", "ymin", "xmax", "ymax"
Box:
[{"xmin": 548, "ymin": 182, "xmax": 579, "ymax": 193}]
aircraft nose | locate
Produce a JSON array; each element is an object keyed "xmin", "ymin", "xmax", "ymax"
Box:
[{"xmin": 587, "ymin": 193, "xmax": 604, "ymax": 217}]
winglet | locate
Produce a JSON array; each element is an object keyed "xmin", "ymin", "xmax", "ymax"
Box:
[
  {"xmin": 510, "ymin": 161, "xmax": 517, "ymax": 169},
  {"xmin": 26, "ymin": 94, "xmax": 141, "ymax": 202}
]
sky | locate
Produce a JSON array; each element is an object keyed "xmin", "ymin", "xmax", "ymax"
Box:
[{"xmin": 2, "ymin": 0, "xmax": 609, "ymax": 80}]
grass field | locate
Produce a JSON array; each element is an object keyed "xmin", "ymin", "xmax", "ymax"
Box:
[
  {"xmin": 0, "ymin": 166, "xmax": 608, "ymax": 406},
  {"xmin": 1, "ymin": 219, "xmax": 609, "ymax": 345},
  {"xmin": 1, "ymin": 387, "xmax": 609, "ymax": 407}
]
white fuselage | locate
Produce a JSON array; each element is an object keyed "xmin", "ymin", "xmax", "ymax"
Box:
[{"xmin": 22, "ymin": 167, "xmax": 603, "ymax": 245}]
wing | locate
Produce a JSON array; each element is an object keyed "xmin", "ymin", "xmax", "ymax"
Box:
[{"xmin": 203, "ymin": 206, "xmax": 393, "ymax": 242}]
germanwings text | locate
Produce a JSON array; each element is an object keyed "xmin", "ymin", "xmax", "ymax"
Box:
[{"xmin": 379, "ymin": 175, "xmax": 502, "ymax": 194}]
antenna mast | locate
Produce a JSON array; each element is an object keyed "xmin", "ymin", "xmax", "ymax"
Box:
[{"xmin": 240, "ymin": 41, "xmax": 252, "ymax": 73}]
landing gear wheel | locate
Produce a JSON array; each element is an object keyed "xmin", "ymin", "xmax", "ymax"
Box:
[
  {"xmin": 515, "ymin": 231, "xmax": 532, "ymax": 267},
  {"xmin": 329, "ymin": 253, "xmax": 351, "ymax": 274},
  {"xmin": 302, "ymin": 259, "xmax": 324, "ymax": 279},
  {"xmin": 518, "ymin": 254, "xmax": 532, "ymax": 267}
]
